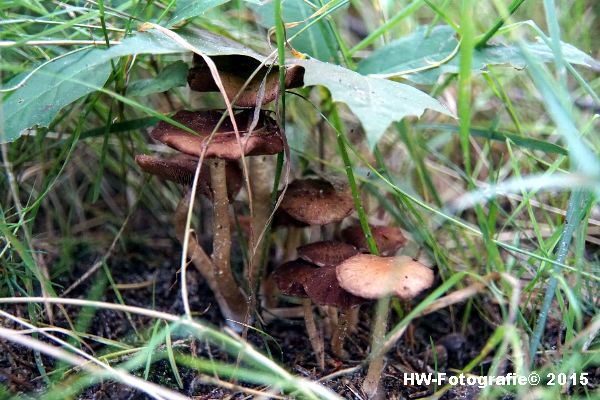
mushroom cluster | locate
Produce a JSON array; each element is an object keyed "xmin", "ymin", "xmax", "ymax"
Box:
[
  {"xmin": 136, "ymin": 59, "xmax": 301, "ymax": 327},
  {"xmin": 272, "ymin": 240, "xmax": 434, "ymax": 368},
  {"xmin": 269, "ymin": 178, "xmax": 434, "ymax": 368},
  {"xmin": 135, "ymin": 54, "xmax": 436, "ymax": 385}
]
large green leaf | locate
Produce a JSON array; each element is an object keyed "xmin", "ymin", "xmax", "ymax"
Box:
[
  {"xmin": 297, "ymin": 58, "xmax": 454, "ymax": 148},
  {"xmin": 252, "ymin": 0, "xmax": 340, "ymax": 62},
  {"xmin": 357, "ymin": 25, "xmax": 600, "ymax": 84},
  {"xmin": 1, "ymin": 27, "xmax": 451, "ymax": 148},
  {"xmin": 1, "ymin": 50, "xmax": 112, "ymax": 143},
  {"xmin": 1, "ymin": 29, "xmax": 266, "ymax": 144},
  {"xmin": 168, "ymin": 0, "xmax": 229, "ymax": 26},
  {"xmin": 127, "ymin": 61, "xmax": 189, "ymax": 97}
]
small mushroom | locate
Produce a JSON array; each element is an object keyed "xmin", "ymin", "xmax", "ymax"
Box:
[
  {"xmin": 146, "ymin": 109, "xmax": 285, "ymax": 327},
  {"xmin": 297, "ymin": 241, "xmax": 359, "ymax": 268},
  {"xmin": 336, "ymin": 254, "xmax": 434, "ymax": 301},
  {"xmin": 337, "ymin": 254, "xmax": 434, "ymax": 397},
  {"xmin": 188, "ymin": 54, "xmax": 305, "ymax": 107},
  {"xmin": 304, "ymin": 265, "xmax": 366, "ymax": 309},
  {"xmin": 280, "ymin": 178, "xmax": 354, "ymax": 225},
  {"xmin": 150, "ymin": 109, "xmax": 284, "ymax": 160},
  {"xmin": 135, "ymin": 153, "xmax": 242, "ymax": 200},
  {"xmin": 303, "ymin": 265, "xmax": 367, "ymax": 359},
  {"xmin": 271, "ymin": 259, "xmax": 317, "ymax": 298},
  {"xmin": 341, "ymin": 224, "xmax": 407, "ymax": 256},
  {"xmin": 271, "ymin": 259, "xmax": 324, "ymax": 370},
  {"xmin": 272, "ymin": 208, "xmax": 309, "ymax": 229}
]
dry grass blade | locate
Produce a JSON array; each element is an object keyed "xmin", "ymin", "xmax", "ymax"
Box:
[{"xmin": 0, "ymin": 327, "xmax": 189, "ymax": 400}]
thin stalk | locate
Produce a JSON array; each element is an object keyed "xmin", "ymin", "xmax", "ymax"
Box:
[
  {"xmin": 347, "ymin": 307, "xmax": 360, "ymax": 334},
  {"xmin": 303, "ymin": 298, "xmax": 325, "ymax": 370},
  {"xmin": 328, "ymin": 104, "xmax": 378, "ymax": 255},
  {"xmin": 475, "ymin": 0, "xmax": 526, "ymax": 49},
  {"xmin": 249, "ymin": 156, "xmax": 273, "ymax": 289},
  {"xmin": 331, "ymin": 310, "xmax": 350, "ymax": 359},
  {"xmin": 458, "ymin": 0, "xmax": 475, "ymax": 178},
  {"xmin": 349, "ymin": 0, "xmax": 424, "ymax": 55},
  {"xmin": 274, "ymin": 0, "xmax": 286, "ymax": 117},
  {"xmin": 528, "ymin": 190, "xmax": 590, "ymax": 366},
  {"xmin": 327, "ymin": 100, "xmax": 384, "ymax": 397},
  {"xmin": 174, "ymin": 192, "xmax": 228, "ymax": 321},
  {"xmin": 362, "ymin": 298, "xmax": 390, "ymax": 398},
  {"xmin": 210, "ymin": 159, "xmax": 249, "ymax": 326}
]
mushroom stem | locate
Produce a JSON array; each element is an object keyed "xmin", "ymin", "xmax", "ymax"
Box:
[
  {"xmin": 174, "ymin": 191, "xmax": 232, "ymax": 322},
  {"xmin": 302, "ymin": 298, "xmax": 325, "ymax": 371},
  {"xmin": 325, "ymin": 306, "xmax": 338, "ymax": 339},
  {"xmin": 248, "ymin": 155, "xmax": 272, "ymax": 289},
  {"xmin": 348, "ymin": 306, "xmax": 360, "ymax": 334},
  {"xmin": 331, "ymin": 310, "xmax": 350, "ymax": 359},
  {"xmin": 362, "ymin": 297, "xmax": 390, "ymax": 400},
  {"xmin": 261, "ymin": 275, "xmax": 279, "ymax": 309},
  {"xmin": 209, "ymin": 159, "xmax": 249, "ymax": 325},
  {"xmin": 283, "ymin": 227, "xmax": 302, "ymax": 262}
]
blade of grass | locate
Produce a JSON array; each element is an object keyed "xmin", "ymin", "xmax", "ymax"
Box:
[
  {"xmin": 475, "ymin": 0, "xmax": 526, "ymax": 49},
  {"xmin": 349, "ymin": 0, "xmax": 424, "ymax": 55}
]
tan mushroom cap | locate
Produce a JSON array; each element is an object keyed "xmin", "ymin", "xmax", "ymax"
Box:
[
  {"xmin": 280, "ymin": 178, "xmax": 354, "ymax": 225},
  {"xmin": 188, "ymin": 54, "xmax": 304, "ymax": 107},
  {"xmin": 297, "ymin": 241, "xmax": 359, "ymax": 267},
  {"xmin": 341, "ymin": 224, "xmax": 407, "ymax": 256},
  {"xmin": 271, "ymin": 259, "xmax": 318, "ymax": 297},
  {"xmin": 336, "ymin": 255, "xmax": 434, "ymax": 300},
  {"xmin": 150, "ymin": 110, "xmax": 283, "ymax": 160},
  {"xmin": 135, "ymin": 153, "xmax": 242, "ymax": 200}
]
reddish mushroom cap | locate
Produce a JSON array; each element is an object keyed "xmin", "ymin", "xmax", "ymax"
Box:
[
  {"xmin": 336, "ymin": 254, "xmax": 434, "ymax": 300},
  {"xmin": 280, "ymin": 178, "xmax": 354, "ymax": 225},
  {"xmin": 150, "ymin": 110, "xmax": 283, "ymax": 160},
  {"xmin": 271, "ymin": 259, "xmax": 318, "ymax": 297},
  {"xmin": 135, "ymin": 153, "xmax": 242, "ymax": 200},
  {"xmin": 341, "ymin": 224, "xmax": 407, "ymax": 256},
  {"xmin": 297, "ymin": 241, "xmax": 359, "ymax": 267},
  {"xmin": 303, "ymin": 265, "xmax": 366, "ymax": 309},
  {"xmin": 188, "ymin": 54, "xmax": 304, "ymax": 107}
]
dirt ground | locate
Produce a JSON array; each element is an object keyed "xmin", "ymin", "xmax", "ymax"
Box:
[{"xmin": 1, "ymin": 215, "xmax": 598, "ymax": 399}]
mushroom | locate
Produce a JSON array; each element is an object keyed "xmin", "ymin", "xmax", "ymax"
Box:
[
  {"xmin": 303, "ymin": 265, "xmax": 367, "ymax": 359},
  {"xmin": 152, "ymin": 109, "xmax": 284, "ymax": 293},
  {"xmin": 280, "ymin": 178, "xmax": 354, "ymax": 226},
  {"xmin": 134, "ymin": 152, "xmax": 244, "ymax": 325},
  {"xmin": 341, "ymin": 224, "xmax": 407, "ymax": 256},
  {"xmin": 188, "ymin": 54, "xmax": 305, "ymax": 107},
  {"xmin": 297, "ymin": 241, "xmax": 359, "ymax": 267},
  {"xmin": 336, "ymin": 255, "xmax": 434, "ymax": 300},
  {"xmin": 135, "ymin": 153, "xmax": 242, "ymax": 200},
  {"xmin": 336, "ymin": 254, "xmax": 434, "ymax": 397},
  {"xmin": 150, "ymin": 109, "xmax": 283, "ymax": 160},
  {"xmin": 271, "ymin": 259, "xmax": 324, "ymax": 370},
  {"xmin": 297, "ymin": 240, "xmax": 362, "ymax": 338},
  {"xmin": 145, "ymin": 109, "xmax": 284, "ymax": 327}
]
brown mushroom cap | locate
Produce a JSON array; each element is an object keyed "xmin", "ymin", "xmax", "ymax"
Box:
[
  {"xmin": 303, "ymin": 265, "xmax": 366, "ymax": 309},
  {"xmin": 280, "ymin": 178, "xmax": 354, "ymax": 225},
  {"xmin": 297, "ymin": 241, "xmax": 359, "ymax": 267},
  {"xmin": 135, "ymin": 153, "xmax": 242, "ymax": 200},
  {"xmin": 272, "ymin": 208, "xmax": 309, "ymax": 229},
  {"xmin": 150, "ymin": 110, "xmax": 283, "ymax": 160},
  {"xmin": 341, "ymin": 224, "xmax": 407, "ymax": 256},
  {"xmin": 188, "ymin": 54, "xmax": 304, "ymax": 107},
  {"xmin": 336, "ymin": 255, "xmax": 434, "ymax": 300},
  {"xmin": 271, "ymin": 259, "xmax": 318, "ymax": 297}
]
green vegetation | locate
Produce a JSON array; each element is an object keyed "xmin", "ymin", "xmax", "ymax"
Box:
[{"xmin": 0, "ymin": 0, "xmax": 599, "ymax": 398}]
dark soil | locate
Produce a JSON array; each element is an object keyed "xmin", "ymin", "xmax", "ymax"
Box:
[{"xmin": 1, "ymin": 216, "xmax": 598, "ymax": 399}]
